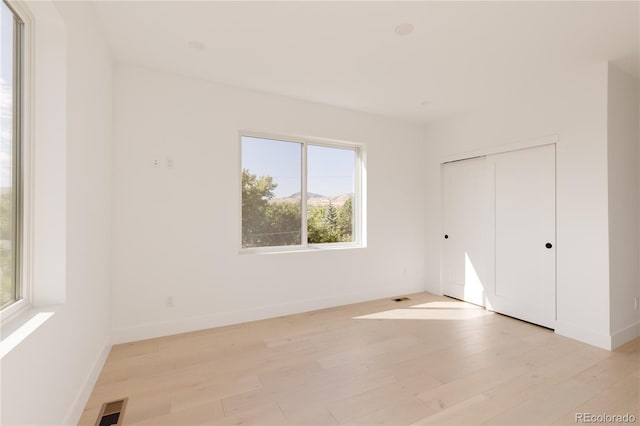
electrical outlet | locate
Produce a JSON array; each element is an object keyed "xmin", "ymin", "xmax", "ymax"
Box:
[
  {"xmin": 165, "ymin": 296, "xmax": 174, "ymax": 308},
  {"xmin": 152, "ymin": 158, "xmax": 160, "ymax": 167}
]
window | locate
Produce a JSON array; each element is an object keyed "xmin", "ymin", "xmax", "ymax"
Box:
[
  {"xmin": 241, "ymin": 134, "xmax": 363, "ymax": 250},
  {"xmin": 1, "ymin": 0, "xmax": 23, "ymax": 310}
]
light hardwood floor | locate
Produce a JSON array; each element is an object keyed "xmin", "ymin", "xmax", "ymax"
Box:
[{"xmin": 79, "ymin": 292, "xmax": 640, "ymax": 425}]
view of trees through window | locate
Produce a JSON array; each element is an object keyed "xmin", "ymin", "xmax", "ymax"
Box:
[
  {"xmin": 1, "ymin": 0, "xmax": 20, "ymax": 308},
  {"xmin": 241, "ymin": 136, "xmax": 357, "ymax": 249}
]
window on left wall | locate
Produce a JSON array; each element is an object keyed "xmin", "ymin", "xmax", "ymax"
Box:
[{"xmin": 0, "ymin": 0, "xmax": 23, "ymax": 311}]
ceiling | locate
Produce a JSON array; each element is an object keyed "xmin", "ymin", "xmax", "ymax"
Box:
[{"xmin": 92, "ymin": 1, "xmax": 639, "ymax": 124}]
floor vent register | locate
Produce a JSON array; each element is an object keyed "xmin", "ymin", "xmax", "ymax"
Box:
[{"xmin": 95, "ymin": 398, "xmax": 127, "ymax": 426}]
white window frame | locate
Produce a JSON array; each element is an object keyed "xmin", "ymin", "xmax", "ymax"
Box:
[
  {"xmin": 239, "ymin": 131, "xmax": 366, "ymax": 254},
  {"xmin": 1, "ymin": 0, "xmax": 67, "ymax": 325},
  {"xmin": 1, "ymin": 0, "xmax": 28, "ymax": 321}
]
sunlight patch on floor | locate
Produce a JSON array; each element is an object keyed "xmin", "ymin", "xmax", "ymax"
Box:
[
  {"xmin": 353, "ymin": 307, "xmax": 492, "ymax": 321},
  {"xmin": 409, "ymin": 301, "xmax": 484, "ymax": 310}
]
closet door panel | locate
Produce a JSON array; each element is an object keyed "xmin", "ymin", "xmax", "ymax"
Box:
[
  {"xmin": 487, "ymin": 144, "xmax": 556, "ymax": 328},
  {"xmin": 442, "ymin": 157, "xmax": 490, "ymax": 307}
]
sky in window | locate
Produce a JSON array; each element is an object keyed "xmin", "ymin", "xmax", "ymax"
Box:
[
  {"xmin": 242, "ymin": 136, "xmax": 355, "ymax": 199},
  {"xmin": 0, "ymin": 1, "xmax": 13, "ymax": 188}
]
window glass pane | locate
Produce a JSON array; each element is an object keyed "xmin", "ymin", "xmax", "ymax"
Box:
[
  {"xmin": 0, "ymin": 0, "xmax": 16, "ymax": 307},
  {"xmin": 307, "ymin": 145, "xmax": 355, "ymax": 244},
  {"xmin": 241, "ymin": 136, "xmax": 302, "ymax": 248}
]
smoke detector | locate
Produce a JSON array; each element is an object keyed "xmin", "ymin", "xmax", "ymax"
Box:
[{"xmin": 394, "ymin": 23, "xmax": 414, "ymax": 36}]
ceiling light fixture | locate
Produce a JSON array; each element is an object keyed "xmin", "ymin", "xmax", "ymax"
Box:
[
  {"xmin": 394, "ymin": 23, "xmax": 414, "ymax": 36},
  {"xmin": 188, "ymin": 41, "xmax": 205, "ymax": 51}
]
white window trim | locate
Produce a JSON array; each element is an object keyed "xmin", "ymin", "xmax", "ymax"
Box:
[
  {"xmin": 1, "ymin": 0, "xmax": 29, "ymax": 322},
  {"xmin": 239, "ymin": 130, "xmax": 367, "ymax": 254},
  {"xmin": 1, "ymin": 0, "xmax": 66, "ymax": 326}
]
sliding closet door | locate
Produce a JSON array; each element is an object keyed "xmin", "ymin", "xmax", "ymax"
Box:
[
  {"xmin": 486, "ymin": 144, "xmax": 556, "ymax": 328},
  {"xmin": 442, "ymin": 157, "xmax": 490, "ymax": 306}
]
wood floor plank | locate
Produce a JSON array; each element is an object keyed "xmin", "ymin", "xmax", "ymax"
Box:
[
  {"xmin": 409, "ymin": 394, "xmax": 493, "ymax": 425},
  {"xmin": 349, "ymin": 397, "xmax": 436, "ymax": 426},
  {"xmin": 79, "ymin": 292, "xmax": 640, "ymax": 425},
  {"xmin": 482, "ymin": 378, "xmax": 601, "ymax": 425},
  {"xmin": 550, "ymin": 369, "xmax": 640, "ymax": 424},
  {"xmin": 130, "ymin": 399, "xmax": 225, "ymax": 426},
  {"xmin": 277, "ymin": 401, "xmax": 339, "ymax": 426},
  {"xmin": 325, "ymin": 372, "xmax": 441, "ymax": 422}
]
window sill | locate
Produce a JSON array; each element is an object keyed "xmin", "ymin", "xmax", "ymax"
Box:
[
  {"xmin": 0, "ymin": 299, "xmax": 30, "ymax": 325},
  {"xmin": 240, "ymin": 243, "xmax": 365, "ymax": 255},
  {"xmin": 0, "ymin": 305, "xmax": 59, "ymax": 359}
]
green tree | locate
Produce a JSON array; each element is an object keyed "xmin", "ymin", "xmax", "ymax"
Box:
[
  {"xmin": 307, "ymin": 205, "xmax": 331, "ymax": 243},
  {"xmin": 242, "ymin": 169, "xmax": 277, "ymax": 247},
  {"xmin": 0, "ymin": 191, "xmax": 14, "ymax": 305},
  {"xmin": 0, "ymin": 191, "xmax": 12, "ymax": 242},
  {"xmin": 308, "ymin": 203, "xmax": 342, "ymax": 244},
  {"xmin": 264, "ymin": 201, "xmax": 301, "ymax": 246},
  {"xmin": 242, "ymin": 169, "xmax": 302, "ymax": 247},
  {"xmin": 336, "ymin": 197, "xmax": 353, "ymax": 240},
  {"xmin": 325, "ymin": 203, "xmax": 338, "ymax": 227},
  {"xmin": 243, "ymin": 169, "xmax": 353, "ymax": 246}
]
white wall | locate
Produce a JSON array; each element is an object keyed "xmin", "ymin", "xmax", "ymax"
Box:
[
  {"xmin": 424, "ymin": 63, "xmax": 614, "ymax": 348},
  {"xmin": 607, "ymin": 64, "xmax": 640, "ymax": 346},
  {"xmin": 0, "ymin": 2, "xmax": 113, "ymax": 425},
  {"xmin": 111, "ymin": 64, "xmax": 428, "ymax": 343}
]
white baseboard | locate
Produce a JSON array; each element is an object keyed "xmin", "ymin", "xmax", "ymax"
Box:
[
  {"xmin": 556, "ymin": 320, "xmax": 640, "ymax": 351},
  {"xmin": 610, "ymin": 322, "xmax": 640, "ymax": 349},
  {"xmin": 555, "ymin": 321, "xmax": 613, "ymax": 350},
  {"xmin": 112, "ymin": 285, "xmax": 421, "ymax": 344},
  {"xmin": 63, "ymin": 338, "xmax": 112, "ymax": 425},
  {"xmin": 424, "ymin": 281, "xmax": 442, "ymax": 296}
]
